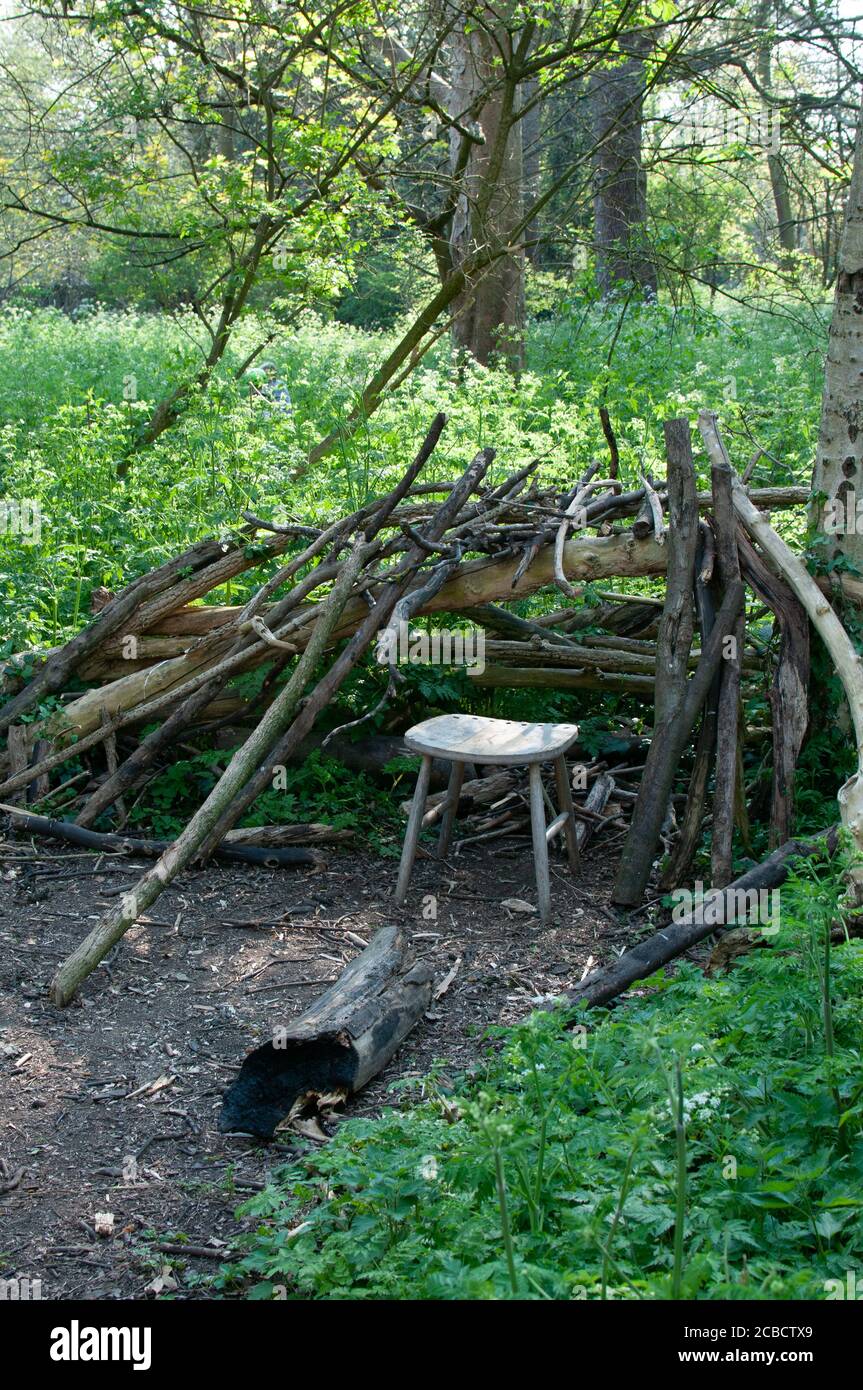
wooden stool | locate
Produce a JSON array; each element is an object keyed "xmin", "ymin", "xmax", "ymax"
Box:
[{"xmin": 395, "ymin": 713, "xmax": 580, "ymax": 923}]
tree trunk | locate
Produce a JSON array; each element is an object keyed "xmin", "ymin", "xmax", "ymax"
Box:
[
  {"xmin": 447, "ymin": 17, "xmax": 525, "ymax": 368},
  {"xmin": 590, "ymin": 47, "xmax": 656, "ymax": 297},
  {"xmin": 811, "ymin": 104, "xmax": 863, "ymax": 569},
  {"xmin": 757, "ymin": 4, "xmax": 797, "ymax": 256}
]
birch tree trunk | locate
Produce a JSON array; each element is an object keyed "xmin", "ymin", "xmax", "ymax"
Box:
[{"xmin": 811, "ymin": 105, "xmax": 863, "ymax": 569}]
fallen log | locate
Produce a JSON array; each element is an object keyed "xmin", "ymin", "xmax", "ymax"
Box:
[
  {"xmin": 218, "ymin": 927, "xmax": 433, "ymax": 1139},
  {"xmin": 0, "ymin": 805, "xmax": 326, "ymax": 867},
  {"xmin": 468, "ymin": 664, "xmax": 656, "ymax": 695},
  {"xmin": 565, "ymin": 829, "xmax": 838, "ymax": 1009},
  {"xmin": 207, "ymin": 823, "xmax": 353, "ymax": 847}
]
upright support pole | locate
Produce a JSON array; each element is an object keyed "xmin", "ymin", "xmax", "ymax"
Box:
[
  {"xmin": 529, "ymin": 763, "xmax": 552, "ymax": 923},
  {"xmin": 437, "ymin": 760, "xmax": 465, "ymax": 859},
  {"xmin": 395, "ymin": 755, "xmax": 433, "ymax": 904}
]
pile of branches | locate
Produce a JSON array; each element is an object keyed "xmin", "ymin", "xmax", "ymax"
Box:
[
  {"xmin": 402, "ymin": 759, "xmax": 630, "ymax": 853},
  {"xmin": 0, "ymin": 406, "xmax": 850, "ymax": 1013}
]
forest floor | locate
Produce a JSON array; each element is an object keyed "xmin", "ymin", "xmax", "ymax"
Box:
[{"xmin": 0, "ymin": 831, "xmax": 625, "ymax": 1300}]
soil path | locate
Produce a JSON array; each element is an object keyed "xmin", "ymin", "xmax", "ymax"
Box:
[{"xmin": 0, "ymin": 834, "xmax": 621, "ymax": 1299}]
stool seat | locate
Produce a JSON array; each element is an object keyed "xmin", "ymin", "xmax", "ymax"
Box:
[
  {"xmin": 395, "ymin": 713, "xmax": 582, "ymax": 923},
  {"xmin": 404, "ymin": 713, "xmax": 579, "ymax": 766}
]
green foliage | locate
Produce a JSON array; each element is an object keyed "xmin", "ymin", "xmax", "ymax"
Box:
[
  {"xmin": 220, "ymin": 857, "xmax": 863, "ymax": 1301},
  {"xmin": 0, "ymin": 297, "xmax": 825, "ymax": 652}
]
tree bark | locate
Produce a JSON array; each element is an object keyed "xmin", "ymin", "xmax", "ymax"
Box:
[
  {"xmin": 447, "ymin": 15, "xmax": 525, "ymax": 367},
  {"xmin": 737, "ymin": 528, "xmax": 809, "ymax": 847},
  {"xmin": 658, "ymin": 525, "xmax": 720, "ymax": 890},
  {"xmin": 756, "ymin": 3, "xmax": 797, "ymax": 256},
  {"xmin": 710, "ymin": 450, "xmax": 744, "ymax": 887},
  {"xmin": 811, "ymin": 103, "xmax": 863, "ymax": 569},
  {"xmin": 611, "ymin": 580, "xmax": 744, "ymax": 907},
  {"xmin": 590, "ymin": 45, "xmax": 656, "ymax": 296},
  {"xmin": 654, "ymin": 420, "xmax": 698, "ymax": 724}
]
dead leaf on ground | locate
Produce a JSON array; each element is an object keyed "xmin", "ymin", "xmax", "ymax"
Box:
[{"xmin": 501, "ymin": 898, "xmax": 536, "ymax": 915}]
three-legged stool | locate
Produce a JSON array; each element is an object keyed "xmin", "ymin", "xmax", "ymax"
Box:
[{"xmin": 395, "ymin": 713, "xmax": 580, "ymax": 923}]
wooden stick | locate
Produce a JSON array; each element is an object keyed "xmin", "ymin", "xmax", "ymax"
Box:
[
  {"xmin": 48, "ymin": 537, "xmax": 370, "ymax": 1006},
  {"xmin": 654, "ymin": 420, "xmax": 699, "ymax": 726},
  {"xmin": 568, "ymin": 830, "xmax": 838, "ymax": 1009},
  {"xmin": 700, "ymin": 410, "xmax": 863, "ymax": 857},
  {"xmin": 710, "ymin": 444, "xmax": 744, "ymax": 887},
  {"xmin": 658, "ymin": 527, "xmax": 720, "ymax": 891},
  {"xmin": 0, "ymin": 805, "xmax": 325, "ymax": 867},
  {"xmin": 737, "ymin": 529, "xmax": 809, "ymax": 848},
  {"xmin": 611, "ymin": 580, "xmax": 744, "ymax": 907}
]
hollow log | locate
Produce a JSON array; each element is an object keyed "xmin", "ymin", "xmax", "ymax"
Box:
[{"xmin": 218, "ymin": 927, "xmax": 433, "ymax": 1139}]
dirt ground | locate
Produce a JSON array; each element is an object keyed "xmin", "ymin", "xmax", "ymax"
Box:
[{"xmin": 0, "ymin": 830, "xmax": 624, "ymax": 1300}]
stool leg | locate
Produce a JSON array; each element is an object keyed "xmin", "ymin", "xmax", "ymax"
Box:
[
  {"xmin": 437, "ymin": 760, "xmax": 464, "ymax": 859},
  {"xmin": 529, "ymin": 763, "xmax": 551, "ymax": 924},
  {"xmin": 395, "ymin": 755, "xmax": 433, "ymax": 905},
  {"xmin": 554, "ymin": 755, "xmax": 581, "ymax": 876}
]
